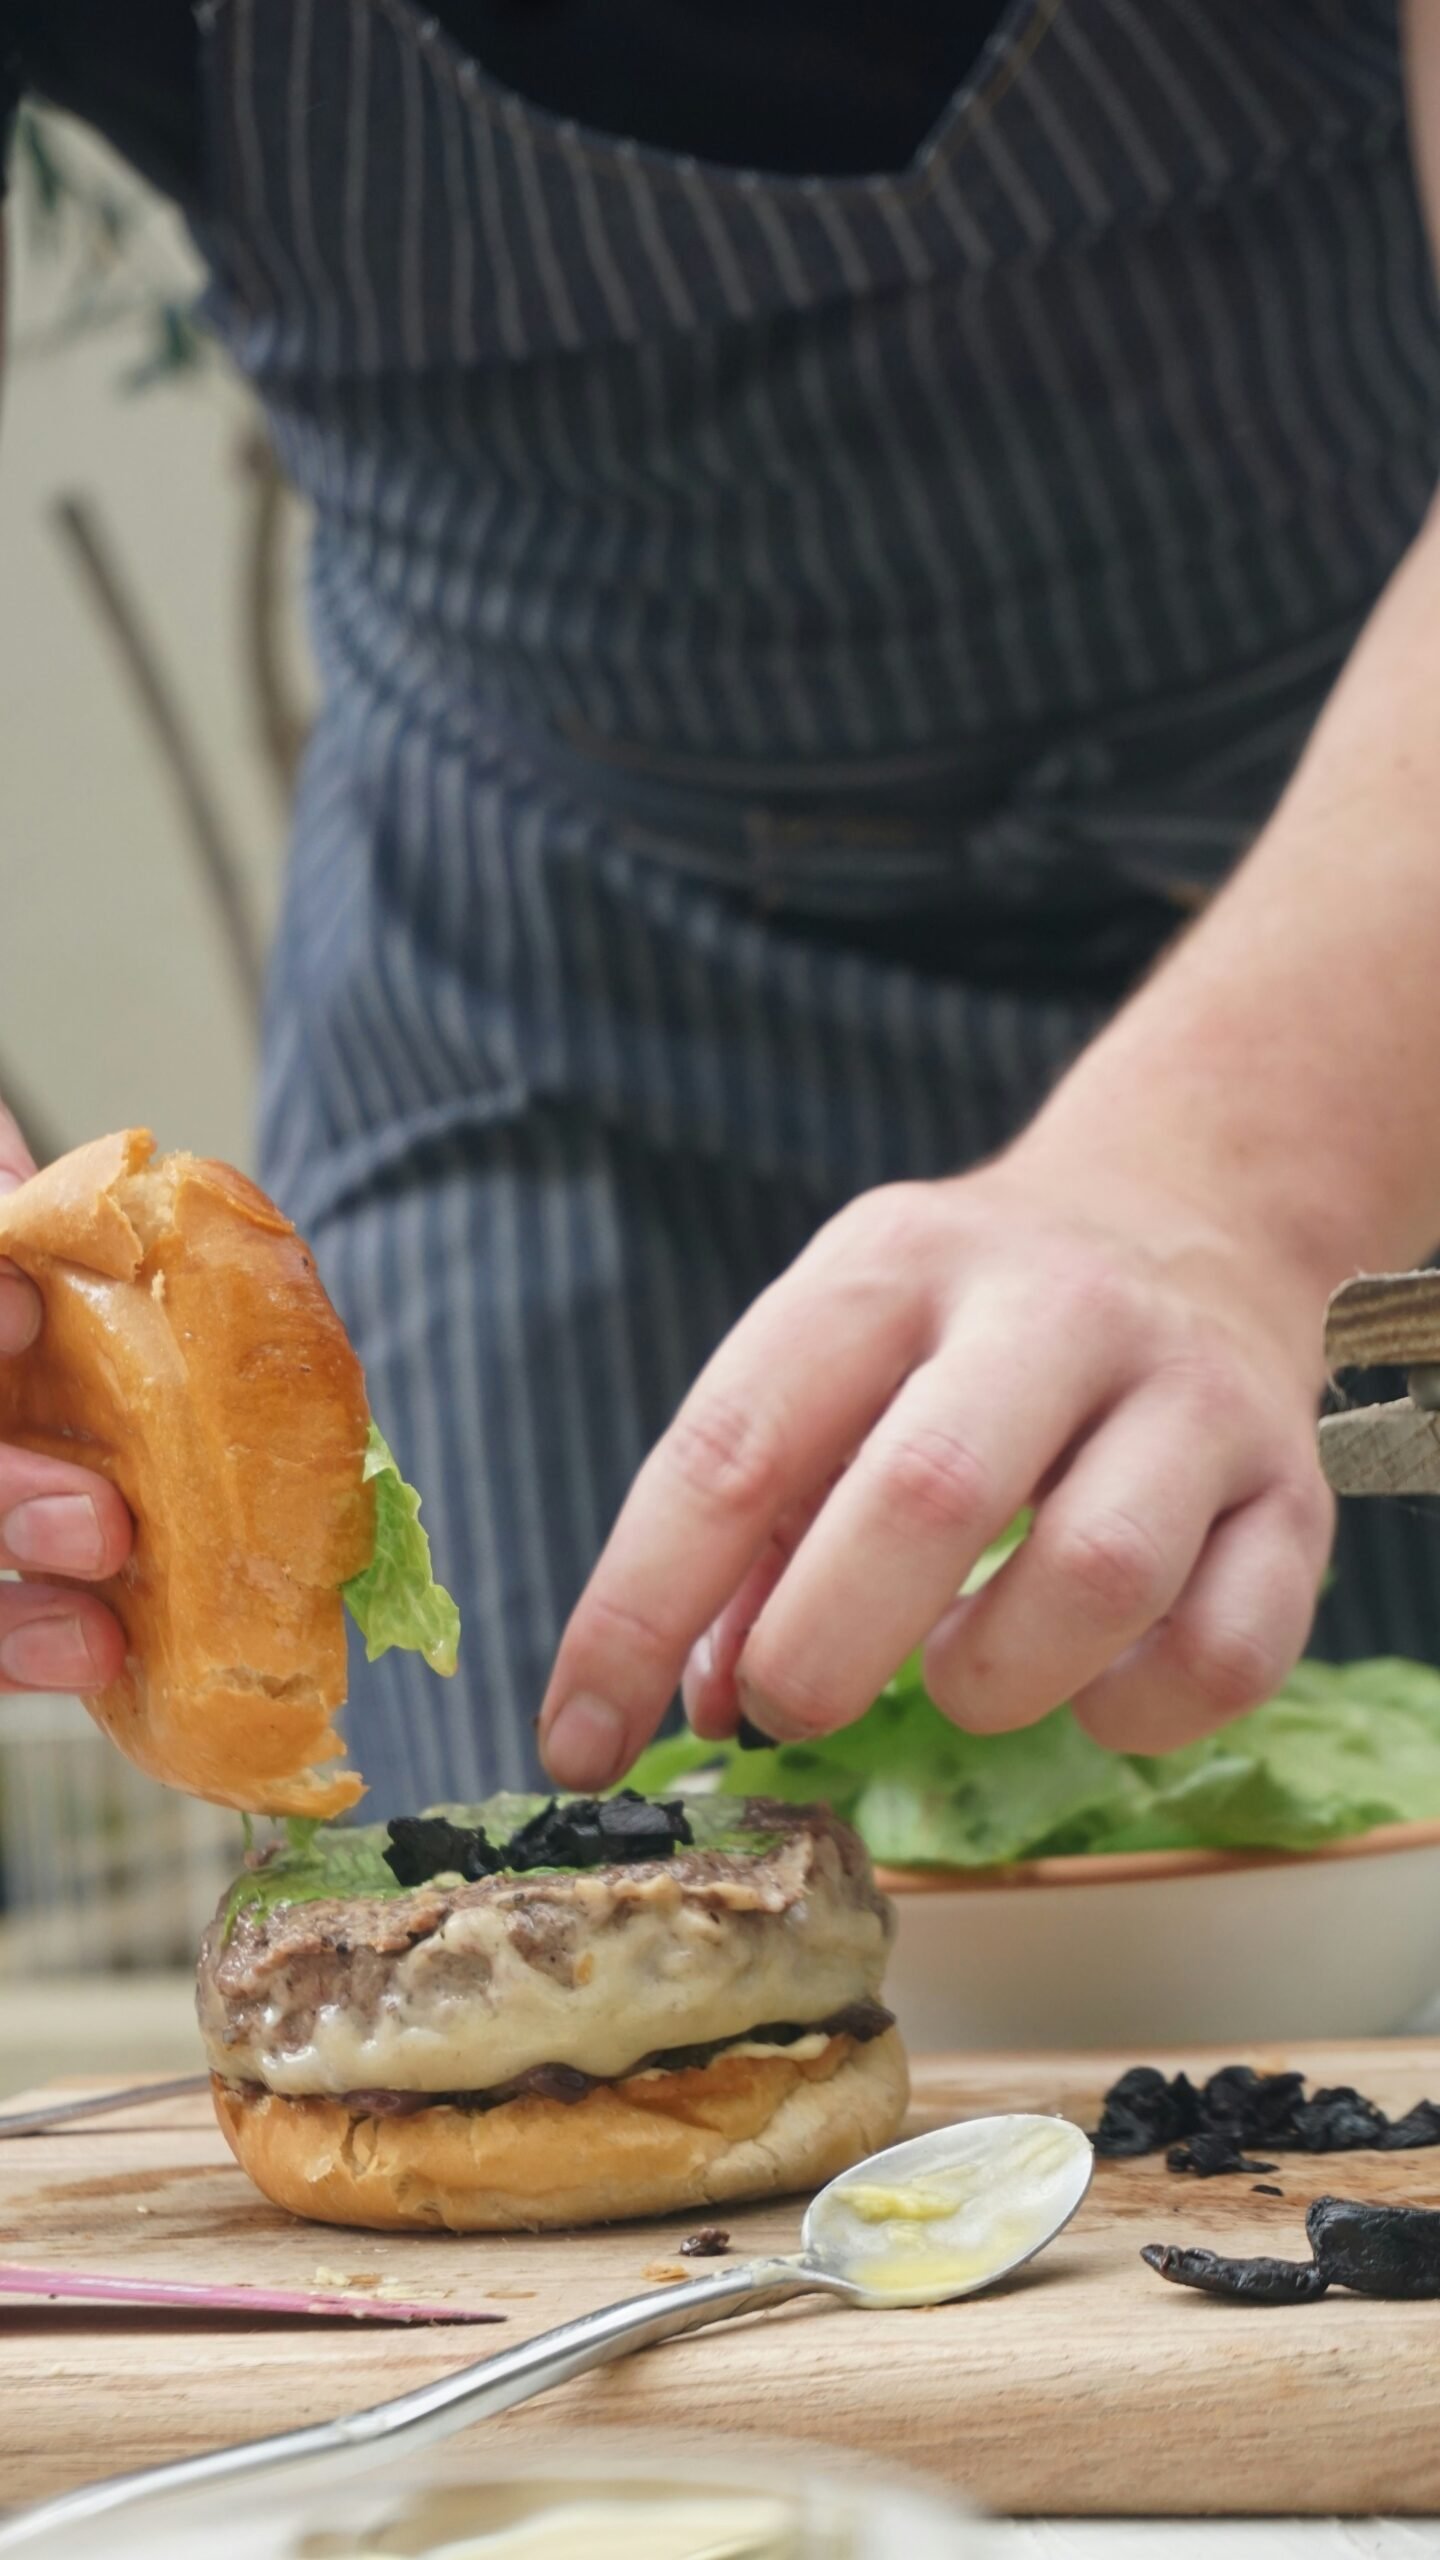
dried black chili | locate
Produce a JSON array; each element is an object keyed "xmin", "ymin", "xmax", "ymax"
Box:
[
  {"xmin": 1308, "ymin": 2197, "xmax": 1440, "ymax": 2299},
  {"xmin": 1145, "ymin": 2195, "xmax": 1440, "ymax": 2306},
  {"xmin": 1141, "ymin": 2244, "xmax": 1329, "ymax": 2305}
]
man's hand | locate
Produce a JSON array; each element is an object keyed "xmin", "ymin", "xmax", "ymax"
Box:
[
  {"xmin": 538, "ymin": 1142, "xmax": 1336, "ymax": 1787},
  {"xmin": 0, "ymin": 1107, "xmax": 130, "ymax": 1694}
]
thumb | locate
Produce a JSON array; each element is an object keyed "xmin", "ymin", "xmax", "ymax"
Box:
[
  {"xmin": 0, "ymin": 1101, "xmax": 37, "ymax": 1192},
  {"xmin": 0, "ymin": 1100, "xmax": 41, "ymax": 1352}
]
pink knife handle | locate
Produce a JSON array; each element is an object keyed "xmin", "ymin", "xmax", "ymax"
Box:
[{"xmin": 0, "ymin": 2265, "xmax": 501, "ymax": 2324}]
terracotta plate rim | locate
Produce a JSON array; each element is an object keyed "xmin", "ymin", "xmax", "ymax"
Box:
[{"xmin": 874, "ymin": 1814, "xmax": 1440, "ymax": 1895}]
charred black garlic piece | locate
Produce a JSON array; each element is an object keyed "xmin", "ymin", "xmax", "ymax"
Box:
[
  {"xmin": 503, "ymin": 1790, "xmax": 694, "ymax": 1870},
  {"xmin": 1141, "ymin": 2244, "xmax": 1329, "ymax": 2305},
  {"xmin": 1380, "ymin": 2100, "xmax": 1440, "ymax": 2149},
  {"xmin": 1308, "ymin": 2197, "xmax": 1440, "ymax": 2298},
  {"xmin": 1094, "ymin": 2067, "xmax": 1202, "ymax": 2157},
  {"xmin": 1095, "ymin": 2060, "xmax": 1440, "ymax": 2167},
  {"xmin": 384, "ymin": 1814, "xmax": 500, "ymax": 1887},
  {"xmin": 1287, "ymin": 2087, "xmax": 1391, "ymax": 2152},
  {"xmin": 1200, "ymin": 2066, "xmax": 1307, "ymax": 2147},
  {"xmin": 1167, "ymin": 2132, "xmax": 1278, "ymax": 2179},
  {"xmin": 383, "ymin": 1792, "xmax": 695, "ymax": 1887}
]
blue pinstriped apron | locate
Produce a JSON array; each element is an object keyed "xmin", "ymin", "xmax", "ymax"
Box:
[{"xmin": 192, "ymin": 0, "xmax": 1440, "ymax": 1812}]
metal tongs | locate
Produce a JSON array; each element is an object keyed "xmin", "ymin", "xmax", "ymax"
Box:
[{"xmin": 1319, "ymin": 1271, "xmax": 1440, "ymax": 1495}]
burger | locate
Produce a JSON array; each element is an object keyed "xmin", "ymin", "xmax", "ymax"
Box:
[
  {"xmin": 0, "ymin": 1130, "xmax": 908, "ymax": 2230},
  {"xmin": 199, "ymin": 1791, "xmax": 909, "ymax": 2230}
]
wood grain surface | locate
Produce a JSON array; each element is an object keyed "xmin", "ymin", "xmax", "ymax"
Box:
[
  {"xmin": 4, "ymin": 2047, "xmax": 1440, "ymax": 2517},
  {"xmin": 1325, "ymin": 1271, "xmax": 1440, "ymax": 1370},
  {"xmin": 1318, "ymin": 1400, "xmax": 1440, "ymax": 1496}
]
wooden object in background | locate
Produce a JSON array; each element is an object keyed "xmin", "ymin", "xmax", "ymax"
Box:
[{"xmin": 1320, "ymin": 1271, "xmax": 1440, "ymax": 1495}]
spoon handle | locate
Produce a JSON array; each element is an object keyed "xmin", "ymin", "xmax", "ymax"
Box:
[{"xmin": 0, "ymin": 2257, "xmax": 819, "ymax": 2551}]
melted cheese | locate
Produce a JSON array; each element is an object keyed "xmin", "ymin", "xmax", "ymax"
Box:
[{"xmin": 199, "ymin": 1881, "xmax": 889, "ymax": 2094}]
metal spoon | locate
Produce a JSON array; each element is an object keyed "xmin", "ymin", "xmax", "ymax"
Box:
[{"xmin": 0, "ymin": 2111, "xmax": 1091, "ymax": 2551}]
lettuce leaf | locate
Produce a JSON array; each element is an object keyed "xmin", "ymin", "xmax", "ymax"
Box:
[
  {"xmin": 342, "ymin": 1424, "xmax": 460, "ymax": 1675},
  {"xmin": 628, "ymin": 1523, "xmax": 1440, "ymax": 1866},
  {"xmin": 632, "ymin": 1655, "xmax": 1440, "ymax": 1868}
]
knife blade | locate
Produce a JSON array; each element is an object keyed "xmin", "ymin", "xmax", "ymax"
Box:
[
  {"xmin": 0, "ymin": 2075, "xmax": 211, "ymax": 2139},
  {"xmin": 0, "ymin": 2264, "xmax": 502, "ymax": 2324}
]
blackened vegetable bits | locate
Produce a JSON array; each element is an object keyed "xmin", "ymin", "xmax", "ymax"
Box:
[
  {"xmin": 384, "ymin": 1814, "xmax": 498, "ymax": 1887},
  {"xmin": 1096, "ymin": 2062, "xmax": 1440, "ymax": 2169},
  {"xmin": 1092, "ymin": 2067, "xmax": 1202, "ymax": 2157},
  {"xmin": 503, "ymin": 1790, "xmax": 695, "ymax": 1870},
  {"xmin": 1167, "ymin": 2134, "xmax": 1277, "ymax": 2179},
  {"xmin": 384, "ymin": 1791, "xmax": 694, "ymax": 1888}
]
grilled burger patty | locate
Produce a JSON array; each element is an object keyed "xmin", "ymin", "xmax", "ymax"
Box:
[{"xmin": 199, "ymin": 1797, "xmax": 895, "ymax": 2098}]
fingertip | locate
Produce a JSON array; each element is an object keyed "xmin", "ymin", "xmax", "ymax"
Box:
[{"xmin": 539, "ymin": 1692, "xmax": 630, "ymax": 1790}]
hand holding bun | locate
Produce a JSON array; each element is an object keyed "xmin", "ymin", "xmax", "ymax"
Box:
[
  {"xmin": 0, "ymin": 1105, "xmax": 134, "ymax": 1697},
  {"xmin": 0, "ymin": 1129, "xmax": 374, "ymax": 1815}
]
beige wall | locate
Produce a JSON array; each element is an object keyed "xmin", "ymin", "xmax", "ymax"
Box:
[
  {"xmin": 0, "ymin": 129, "xmax": 308, "ymax": 1998},
  {"xmin": 0, "ymin": 123, "xmax": 307, "ymax": 1175}
]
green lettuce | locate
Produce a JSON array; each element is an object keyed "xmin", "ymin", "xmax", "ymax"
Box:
[
  {"xmin": 342, "ymin": 1424, "xmax": 460, "ymax": 1676},
  {"xmin": 628, "ymin": 1521, "xmax": 1440, "ymax": 1865},
  {"xmin": 226, "ymin": 1793, "xmax": 776, "ymax": 1930},
  {"xmin": 631, "ymin": 1657, "xmax": 1440, "ymax": 1868}
]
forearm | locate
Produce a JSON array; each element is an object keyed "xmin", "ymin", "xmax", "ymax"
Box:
[{"xmin": 1021, "ymin": 497, "xmax": 1440, "ymax": 1299}]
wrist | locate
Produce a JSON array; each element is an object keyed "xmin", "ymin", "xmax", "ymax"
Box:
[{"xmin": 1008, "ymin": 932, "xmax": 1440, "ymax": 1310}]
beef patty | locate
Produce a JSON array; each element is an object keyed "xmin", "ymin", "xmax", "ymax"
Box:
[{"xmin": 198, "ymin": 1797, "xmax": 896, "ymax": 2097}]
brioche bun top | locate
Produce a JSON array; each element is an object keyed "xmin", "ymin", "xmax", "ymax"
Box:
[{"xmin": 0, "ymin": 1129, "xmax": 372, "ymax": 1815}]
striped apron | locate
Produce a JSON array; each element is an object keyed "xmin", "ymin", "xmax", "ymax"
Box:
[{"xmin": 193, "ymin": 0, "xmax": 1440, "ymax": 1812}]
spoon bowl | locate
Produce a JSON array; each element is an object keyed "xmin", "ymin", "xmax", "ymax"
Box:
[{"xmin": 801, "ymin": 2111, "xmax": 1095, "ymax": 2308}]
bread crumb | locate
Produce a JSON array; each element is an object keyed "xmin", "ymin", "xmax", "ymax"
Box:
[{"xmin": 643, "ymin": 2260, "xmax": 690, "ymax": 2284}]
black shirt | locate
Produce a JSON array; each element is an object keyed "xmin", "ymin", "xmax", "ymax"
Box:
[{"xmin": 3, "ymin": 0, "xmax": 1009, "ymax": 205}]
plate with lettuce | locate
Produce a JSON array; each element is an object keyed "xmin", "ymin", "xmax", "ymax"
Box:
[
  {"xmin": 628, "ymin": 1527, "xmax": 1440, "ymax": 2044},
  {"xmin": 630, "ymin": 1511, "xmax": 1440, "ymax": 1870}
]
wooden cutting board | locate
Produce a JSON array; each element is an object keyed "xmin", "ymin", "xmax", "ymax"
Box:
[{"xmin": 4, "ymin": 2044, "xmax": 1440, "ymax": 2517}]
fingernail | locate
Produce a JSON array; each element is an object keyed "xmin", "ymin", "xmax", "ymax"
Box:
[
  {"xmin": 542, "ymin": 1694, "xmax": 627, "ymax": 1789},
  {"xmin": 0, "ymin": 1615, "xmax": 102, "ymax": 1690},
  {"xmin": 0, "ymin": 1172, "xmax": 23, "ymax": 1196},
  {"xmin": 4, "ymin": 1494, "xmax": 106, "ymax": 1574},
  {"xmin": 736, "ymin": 1674, "xmax": 809, "ymax": 1745}
]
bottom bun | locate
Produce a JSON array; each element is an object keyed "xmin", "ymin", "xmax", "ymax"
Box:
[{"xmin": 212, "ymin": 2028, "xmax": 910, "ymax": 2232}]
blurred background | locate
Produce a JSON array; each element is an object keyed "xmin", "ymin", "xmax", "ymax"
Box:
[{"xmin": 0, "ymin": 111, "xmax": 306, "ymax": 2089}]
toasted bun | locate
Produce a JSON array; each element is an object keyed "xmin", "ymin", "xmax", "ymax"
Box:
[
  {"xmin": 211, "ymin": 2030, "xmax": 911, "ymax": 2231},
  {"xmin": 0, "ymin": 1131, "xmax": 372, "ymax": 1816}
]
